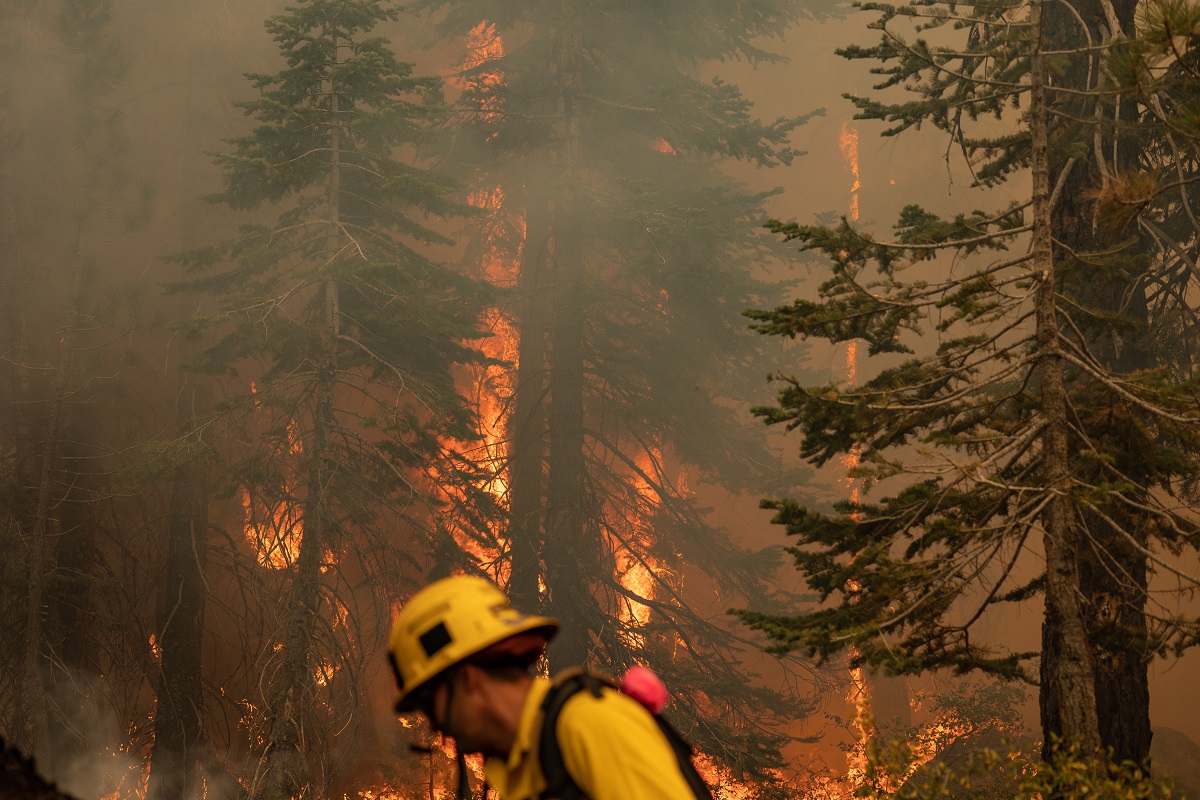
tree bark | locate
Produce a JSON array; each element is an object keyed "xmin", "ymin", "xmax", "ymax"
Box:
[
  {"xmin": 507, "ymin": 187, "xmax": 551, "ymax": 613},
  {"xmin": 1039, "ymin": 0, "xmax": 1151, "ymax": 764},
  {"xmin": 543, "ymin": 0, "xmax": 592, "ymax": 668},
  {"xmin": 1032, "ymin": 0, "xmax": 1102, "ymax": 753},
  {"xmin": 148, "ymin": 304, "xmax": 212, "ymax": 800}
]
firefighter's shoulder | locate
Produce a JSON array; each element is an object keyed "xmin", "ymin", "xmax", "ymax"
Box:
[{"xmin": 555, "ymin": 684, "xmax": 695, "ymax": 800}]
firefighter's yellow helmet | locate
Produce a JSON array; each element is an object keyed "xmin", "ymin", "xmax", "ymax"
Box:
[{"xmin": 387, "ymin": 575, "xmax": 559, "ymax": 711}]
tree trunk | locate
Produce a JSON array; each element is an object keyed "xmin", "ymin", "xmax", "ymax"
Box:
[
  {"xmin": 1031, "ymin": 0, "xmax": 1102, "ymax": 753},
  {"xmin": 148, "ymin": 301, "xmax": 212, "ymax": 800},
  {"xmin": 1040, "ymin": 0, "xmax": 1151, "ymax": 764},
  {"xmin": 543, "ymin": 0, "xmax": 593, "ymax": 669},
  {"xmin": 507, "ymin": 188, "xmax": 551, "ymax": 613}
]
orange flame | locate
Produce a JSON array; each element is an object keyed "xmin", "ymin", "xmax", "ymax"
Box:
[
  {"xmin": 838, "ymin": 125, "xmax": 872, "ymax": 797},
  {"xmin": 437, "ymin": 25, "xmax": 523, "ymax": 585},
  {"xmin": 462, "ymin": 21, "xmax": 505, "ymax": 137},
  {"xmin": 693, "ymin": 754, "xmax": 767, "ymax": 800},
  {"xmin": 241, "ymin": 417, "xmax": 305, "ymax": 570},
  {"xmin": 839, "ymin": 122, "xmax": 861, "ymax": 223}
]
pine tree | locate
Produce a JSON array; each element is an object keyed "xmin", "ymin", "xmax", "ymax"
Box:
[
  {"xmin": 411, "ymin": 0, "xmax": 827, "ymax": 789},
  {"xmin": 173, "ymin": 2, "xmax": 495, "ymax": 797},
  {"xmin": 737, "ymin": 0, "xmax": 1200, "ymax": 763}
]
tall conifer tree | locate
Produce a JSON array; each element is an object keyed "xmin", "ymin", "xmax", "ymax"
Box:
[
  {"xmin": 739, "ymin": 0, "xmax": 1200, "ymax": 767},
  {"xmin": 175, "ymin": 2, "xmax": 494, "ymax": 796}
]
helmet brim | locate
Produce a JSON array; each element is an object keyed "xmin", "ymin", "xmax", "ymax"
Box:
[{"xmin": 392, "ymin": 619, "xmax": 558, "ymax": 713}]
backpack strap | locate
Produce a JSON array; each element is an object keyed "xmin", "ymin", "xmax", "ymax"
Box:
[
  {"xmin": 535, "ymin": 670, "xmax": 715, "ymax": 800},
  {"xmin": 537, "ymin": 669, "xmax": 611, "ymax": 800}
]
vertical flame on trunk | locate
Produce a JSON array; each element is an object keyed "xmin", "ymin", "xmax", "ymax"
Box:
[
  {"xmin": 839, "ymin": 122, "xmax": 861, "ymax": 223},
  {"xmin": 839, "ymin": 121, "xmax": 872, "ymax": 797}
]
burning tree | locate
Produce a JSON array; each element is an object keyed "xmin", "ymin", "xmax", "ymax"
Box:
[
  {"xmin": 408, "ymin": 0, "xmax": 832, "ymax": 791},
  {"xmin": 171, "ymin": 1, "xmax": 496, "ymax": 797},
  {"xmin": 739, "ymin": 0, "xmax": 1200, "ymax": 773}
]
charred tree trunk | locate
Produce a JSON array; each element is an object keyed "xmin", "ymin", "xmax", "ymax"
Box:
[
  {"xmin": 1039, "ymin": 0, "xmax": 1151, "ymax": 764},
  {"xmin": 1032, "ymin": 2, "xmax": 1102, "ymax": 753},
  {"xmin": 507, "ymin": 189, "xmax": 551, "ymax": 613},
  {"xmin": 543, "ymin": 0, "xmax": 593, "ymax": 669}
]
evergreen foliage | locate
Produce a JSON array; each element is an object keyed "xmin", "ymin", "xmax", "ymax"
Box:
[
  {"xmin": 738, "ymin": 0, "xmax": 1200, "ymax": 762},
  {"xmin": 171, "ymin": 1, "xmax": 495, "ymax": 795}
]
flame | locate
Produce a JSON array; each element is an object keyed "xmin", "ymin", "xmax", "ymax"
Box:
[
  {"xmin": 839, "ymin": 122, "xmax": 861, "ymax": 222},
  {"xmin": 693, "ymin": 755, "xmax": 779, "ymax": 800},
  {"xmin": 438, "ymin": 26, "xmax": 525, "ymax": 585},
  {"xmin": 148, "ymin": 634, "xmax": 162, "ymax": 663},
  {"xmin": 654, "ymin": 137, "xmax": 677, "ymax": 155},
  {"xmin": 844, "ymin": 664, "xmax": 873, "ymax": 789},
  {"xmin": 314, "ymin": 659, "xmax": 337, "ymax": 688},
  {"xmin": 837, "ymin": 131, "xmax": 872, "ymax": 797},
  {"xmin": 461, "ymin": 21, "xmax": 505, "ymax": 137},
  {"xmin": 242, "ymin": 417, "xmax": 304, "ymax": 569}
]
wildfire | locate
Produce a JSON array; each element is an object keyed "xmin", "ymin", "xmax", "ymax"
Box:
[
  {"xmin": 461, "ymin": 21, "xmax": 505, "ymax": 135},
  {"xmin": 437, "ymin": 24, "xmax": 528, "ymax": 587},
  {"xmin": 839, "ymin": 119, "xmax": 871, "ymax": 798},
  {"xmin": 693, "ymin": 754, "xmax": 766, "ymax": 800},
  {"xmin": 839, "ymin": 122, "xmax": 861, "ymax": 222},
  {"xmin": 242, "ymin": 416, "xmax": 304, "ymax": 569}
]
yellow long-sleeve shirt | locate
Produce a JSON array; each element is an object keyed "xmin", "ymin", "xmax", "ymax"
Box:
[{"xmin": 483, "ymin": 675, "xmax": 695, "ymax": 800}]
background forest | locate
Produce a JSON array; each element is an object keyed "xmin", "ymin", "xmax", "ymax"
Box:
[{"xmin": 6, "ymin": 0, "xmax": 1200, "ymax": 799}]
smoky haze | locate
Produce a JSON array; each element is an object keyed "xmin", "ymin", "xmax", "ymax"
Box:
[{"xmin": 3, "ymin": 1, "xmax": 1199, "ymax": 800}]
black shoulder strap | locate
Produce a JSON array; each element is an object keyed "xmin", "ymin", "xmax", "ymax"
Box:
[
  {"xmin": 537, "ymin": 669, "xmax": 609, "ymax": 800},
  {"xmin": 535, "ymin": 670, "xmax": 715, "ymax": 800}
]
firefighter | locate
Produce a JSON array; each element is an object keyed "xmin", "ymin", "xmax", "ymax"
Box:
[{"xmin": 387, "ymin": 575, "xmax": 704, "ymax": 800}]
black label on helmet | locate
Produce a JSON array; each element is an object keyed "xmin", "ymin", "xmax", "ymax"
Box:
[{"xmin": 419, "ymin": 621, "xmax": 452, "ymax": 658}]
